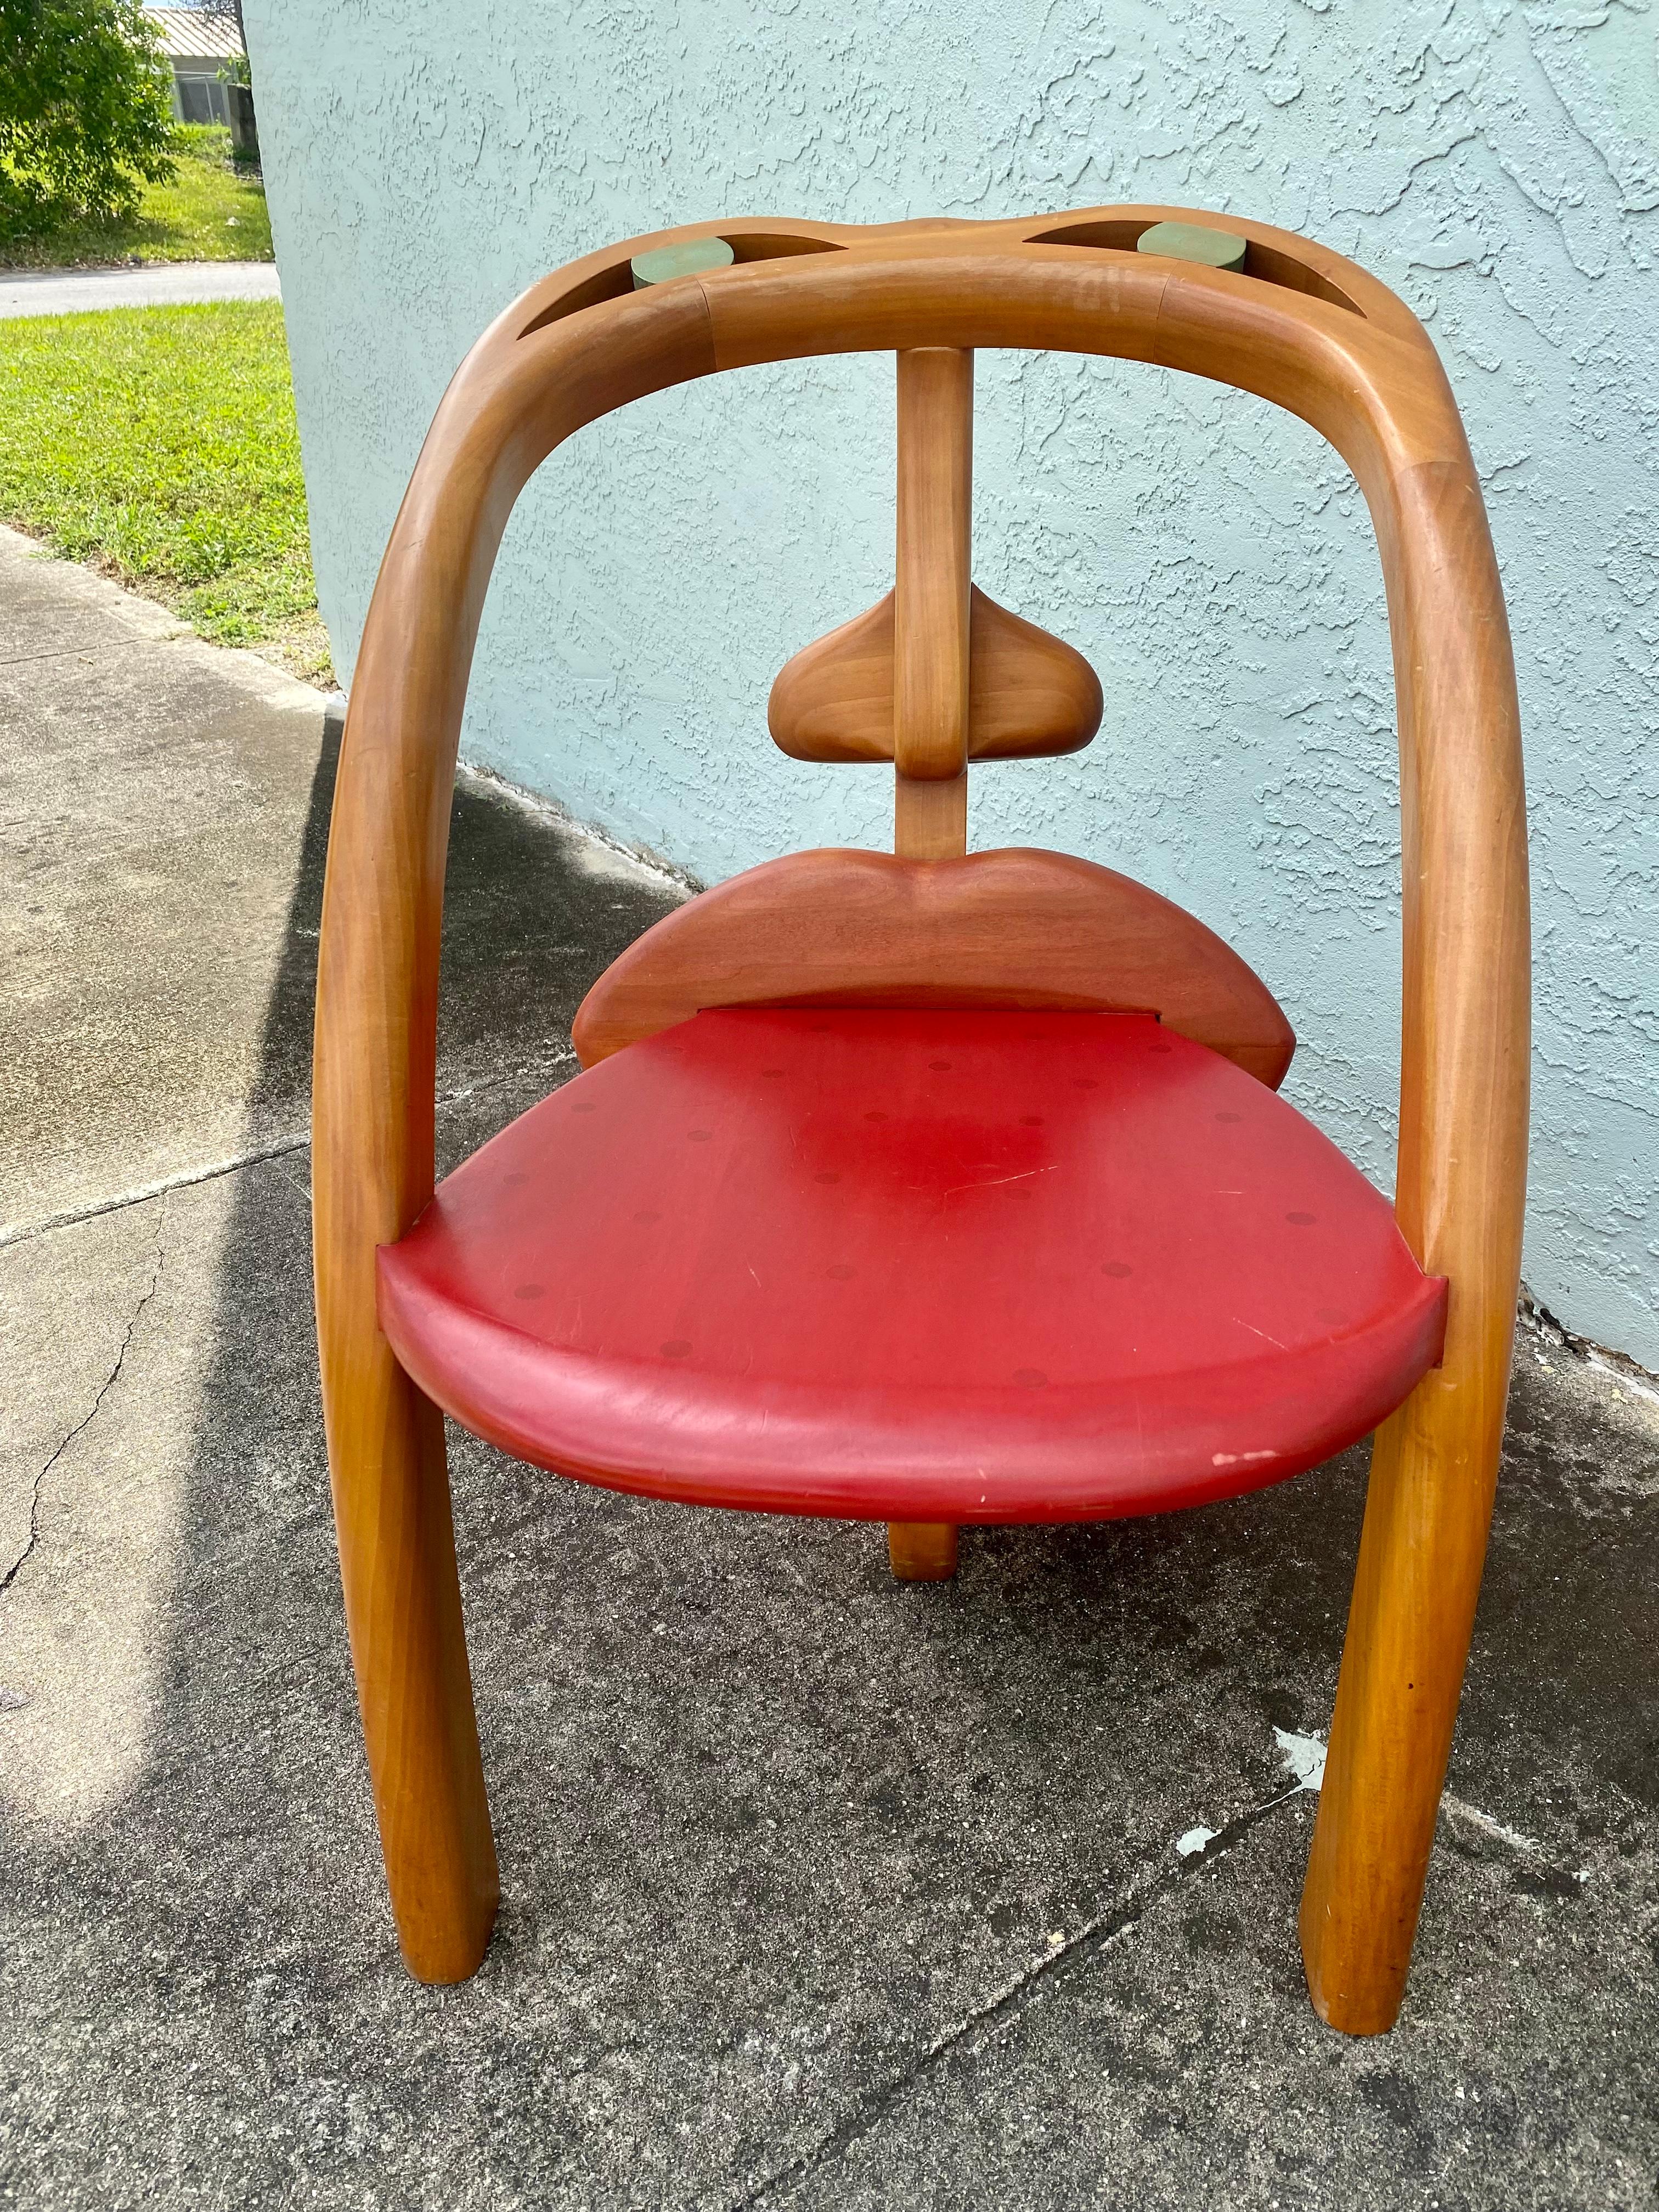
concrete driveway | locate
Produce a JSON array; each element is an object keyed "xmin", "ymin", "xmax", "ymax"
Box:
[
  {"xmin": 1, "ymin": 526, "xmax": 1655, "ymax": 2209},
  {"xmin": 0, "ymin": 260, "xmax": 280, "ymax": 318}
]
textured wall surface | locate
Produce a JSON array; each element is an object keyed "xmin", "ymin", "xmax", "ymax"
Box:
[{"xmin": 246, "ymin": 0, "xmax": 1658, "ymax": 1367}]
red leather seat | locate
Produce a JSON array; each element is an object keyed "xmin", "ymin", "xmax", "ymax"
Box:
[{"xmin": 379, "ymin": 1007, "xmax": 1446, "ymax": 1524}]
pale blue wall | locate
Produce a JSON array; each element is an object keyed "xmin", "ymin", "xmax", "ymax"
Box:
[{"xmin": 246, "ymin": 0, "xmax": 1659, "ymax": 1369}]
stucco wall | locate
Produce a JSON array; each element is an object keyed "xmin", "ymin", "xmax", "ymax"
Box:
[{"xmin": 246, "ymin": 0, "xmax": 1659, "ymax": 1369}]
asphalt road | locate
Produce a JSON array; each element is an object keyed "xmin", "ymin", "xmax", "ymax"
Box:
[{"xmin": 0, "ymin": 259, "xmax": 281, "ymax": 318}]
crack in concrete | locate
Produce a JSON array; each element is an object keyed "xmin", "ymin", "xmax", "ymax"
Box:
[
  {"xmin": 0, "ymin": 1136, "xmax": 313, "ymax": 1251},
  {"xmin": 0, "ymin": 639, "xmax": 143, "ymax": 670},
  {"xmin": 730, "ymin": 1780, "xmax": 1305, "ymax": 2210},
  {"xmin": 1, "ymin": 1209, "xmax": 165, "ymax": 1596},
  {"xmin": 0, "ymin": 1046, "xmax": 580, "ymax": 1252},
  {"xmin": 1441, "ymin": 1791, "xmax": 1591, "ymax": 1893},
  {"xmin": 730, "ymin": 1756, "xmax": 1591, "ymax": 2209}
]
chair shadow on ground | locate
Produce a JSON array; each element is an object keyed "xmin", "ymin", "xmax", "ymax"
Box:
[{"xmin": 13, "ymin": 719, "xmax": 1655, "ymax": 2208}]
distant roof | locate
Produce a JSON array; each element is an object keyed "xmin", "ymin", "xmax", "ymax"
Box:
[{"xmin": 144, "ymin": 7, "xmax": 245, "ymax": 61}]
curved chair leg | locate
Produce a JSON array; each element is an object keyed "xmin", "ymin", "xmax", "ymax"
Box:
[
  {"xmin": 1299, "ymin": 1376, "xmax": 1503, "ymax": 2033},
  {"xmin": 330, "ymin": 1365, "xmax": 499, "ymax": 1982}
]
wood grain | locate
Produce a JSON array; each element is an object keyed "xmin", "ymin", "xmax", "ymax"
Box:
[
  {"xmin": 313, "ymin": 205, "xmax": 1527, "ymax": 2023},
  {"xmin": 1295, "ymin": 456, "xmax": 1529, "ymax": 2035},
  {"xmin": 886, "ymin": 346, "xmax": 974, "ymax": 1571},
  {"xmin": 893, "ymin": 773, "xmax": 967, "ymax": 859},
  {"xmin": 888, "ymin": 1523, "xmax": 960, "ymax": 1581},
  {"xmin": 893, "ymin": 347, "xmax": 973, "ymax": 786},
  {"xmin": 768, "ymin": 585, "xmax": 1103, "ymax": 766},
  {"xmin": 571, "ymin": 846, "xmax": 1296, "ymax": 1087},
  {"xmin": 312, "ymin": 276, "xmax": 718, "ymax": 1983}
]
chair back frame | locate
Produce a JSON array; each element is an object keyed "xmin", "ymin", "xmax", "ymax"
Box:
[{"xmin": 311, "ymin": 207, "xmax": 1529, "ymax": 2034}]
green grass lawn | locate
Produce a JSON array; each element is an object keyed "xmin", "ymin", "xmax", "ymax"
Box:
[
  {"xmin": 0, "ymin": 126, "xmax": 273, "ymax": 270},
  {"xmin": 0, "ymin": 298, "xmax": 330, "ymax": 684}
]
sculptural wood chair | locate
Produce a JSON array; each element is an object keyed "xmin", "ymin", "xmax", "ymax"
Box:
[{"xmin": 312, "ymin": 207, "xmax": 1528, "ymax": 2036}]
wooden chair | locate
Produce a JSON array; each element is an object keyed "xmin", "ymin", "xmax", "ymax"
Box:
[{"xmin": 311, "ymin": 207, "xmax": 1528, "ymax": 2036}]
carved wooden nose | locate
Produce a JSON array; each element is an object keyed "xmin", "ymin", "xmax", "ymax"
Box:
[
  {"xmin": 766, "ymin": 222, "xmax": 1254, "ymax": 779},
  {"xmin": 768, "ymin": 583, "xmax": 1103, "ymax": 766},
  {"xmin": 769, "ymin": 345, "xmax": 1101, "ymax": 776}
]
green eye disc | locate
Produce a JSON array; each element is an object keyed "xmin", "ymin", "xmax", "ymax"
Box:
[
  {"xmin": 630, "ymin": 237, "xmax": 737, "ymax": 289},
  {"xmin": 1136, "ymin": 221, "xmax": 1248, "ymax": 273}
]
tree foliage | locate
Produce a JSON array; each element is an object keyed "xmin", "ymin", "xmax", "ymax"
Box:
[
  {"xmin": 195, "ymin": 0, "xmax": 249, "ymax": 92},
  {"xmin": 0, "ymin": 0, "xmax": 177, "ymax": 234}
]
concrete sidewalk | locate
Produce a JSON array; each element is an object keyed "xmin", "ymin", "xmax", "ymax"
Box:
[
  {"xmin": 2, "ymin": 528, "xmax": 1656, "ymax": 2209},
  {"xmin": 0, "ymin": 260, "xmax": 280, "ymax": 319}
]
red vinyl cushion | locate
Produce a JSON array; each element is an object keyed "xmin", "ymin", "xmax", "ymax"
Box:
[{"xmin": 378, "ymin": 1009, "xmax": 1446, "ymax": 1523}]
